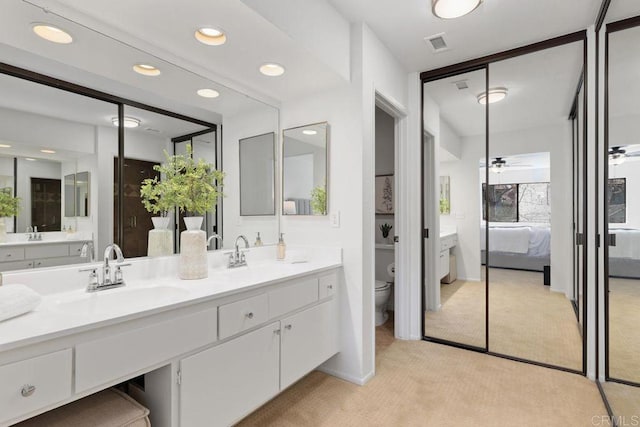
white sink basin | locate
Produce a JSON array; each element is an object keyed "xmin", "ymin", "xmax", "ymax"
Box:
[{"xmin": 51, "ymin": 286, "xmax": 188, "ymax": 316}]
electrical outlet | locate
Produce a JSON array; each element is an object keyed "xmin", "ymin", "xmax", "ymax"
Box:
[{"xmin": 330, "ymin": 211, "xmax": 340, "ymax": 228}]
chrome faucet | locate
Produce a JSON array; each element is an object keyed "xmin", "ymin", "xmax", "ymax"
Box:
[
  {"xmin": 207, "ymin": 234, "xmax": 222, "ymax": 249},
  {"xmin": 79, "ymin": 243, "xmax": 130, "ymax": 292},
  {"xmin": 226, "ymin": 235, "xmax": 249, "ymax": 268}
]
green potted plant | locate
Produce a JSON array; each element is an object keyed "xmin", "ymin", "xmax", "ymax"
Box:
[
  {"xmin": 0, "ymin": 189, "xmax": 20, "ymax": 242},
  {"xmin": 310, "ymin": 184, "xmax": 327, "ymax": 215},
  {"xmin": 140, "ymin": 176, "xmax": 175, "ymax": 230},
  {"xmin": 379, "ymin": 223, "xmax": 393, "ymax": 244}
]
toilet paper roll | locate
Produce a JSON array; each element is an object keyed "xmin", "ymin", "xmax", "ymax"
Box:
[{"xmin": 386, "ymin": 263, "xmax": 395, "ymax": 278}]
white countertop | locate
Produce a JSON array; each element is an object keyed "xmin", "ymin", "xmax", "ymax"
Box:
[
  {"xmin": 0, "ymin": 239, "xmax": 91, "ymax": 247},
  {"xmin": 0, "ymin": 246, "xmax": 342, "ymax": 352}
]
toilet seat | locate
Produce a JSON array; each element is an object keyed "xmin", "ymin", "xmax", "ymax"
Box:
[{"xmin": 375, "ymin": 280, "xmax": 391, "ymax": 291}]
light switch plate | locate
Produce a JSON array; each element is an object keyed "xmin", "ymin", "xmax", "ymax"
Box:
[{"xmin": 330, "ymin": 211, "xmax": 340, "ymax": 228}]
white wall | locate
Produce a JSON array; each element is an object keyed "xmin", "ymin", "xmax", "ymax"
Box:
[
  {"xmin": 440, "ymin": 123, "xmax": 574, "ymax": 297},
  {"xmin": 222, "ymin": 106, "xmax": 280, "ymax": 248}
]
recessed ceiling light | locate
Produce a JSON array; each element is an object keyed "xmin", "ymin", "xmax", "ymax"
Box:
[
  {"xmin": 32, "ymin": 23, "xmax": 73, "ymax": 44},
  {"xmin": 259, "ymin": 63, "xmax": 285, "ymax": 77},
  {"xmin": 25, "ymin": 158, "xmax": 36, "ymax": 162},
  {"xmin": 0, "ymin": 144, "xmax": 11, "ymax": 148},
  {"xmin": 133, "ymin": 64, "xmax": 161, "ymax": 76},
  {"xmin": 302, "ymin": 129, "xmax": 317, "ymax": 135},
  {"xmin": 111, "ymin": 117, "xmax": 141, "ymax": 128},
  {"xmin": 40, "ymin": 149, "xmax": 56, "ymax": 154},
  {"xmin": 432, "ymin": 0, "xmax": 483, "ymax": 19},
  {"xmin": 477, "ymin": 87, "xmax": 508, "ymax": 105},
  {"xmin": 195, "ymin": 27, "xmax": 227, "ymax": 46},
  {"xmin": 197, "ymin": 88, "xmax": 220, "ymax": 98}
]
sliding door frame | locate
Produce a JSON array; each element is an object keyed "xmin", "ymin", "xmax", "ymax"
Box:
[
  {"xmin": 603, "ymin": 14, "xmax": 640, "ymax": 388},
  {"xmin": 420, "ymin": 30, "xmax": 588, "ymax": 376}
]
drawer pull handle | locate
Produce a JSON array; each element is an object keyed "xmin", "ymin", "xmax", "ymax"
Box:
[
  {"xmin": 6, "ymin": 254, "xmax": 11, "ymax": 258},
  {"xmin": 21, "ymin": 384, "xmax": 36, "ymax": 397},
  {"xmin": 245, "ymin": 312, "xmax": 254, "ymax": 319},
  {"xmin": 327, "ymin": 285, "xmax": 333, "ymax": 289},
  {"xmin": 284, "ymin": 324, "xmax": 292, "ymax": 330}
]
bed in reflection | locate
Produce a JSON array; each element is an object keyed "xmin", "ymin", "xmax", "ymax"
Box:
[
  {"xmin": 609, "ymin": 228, "xmax": 640, "ymax": 279},
  {"xmin": 481, "ymin": 223, "xmax": 551, "ymax": 272}
]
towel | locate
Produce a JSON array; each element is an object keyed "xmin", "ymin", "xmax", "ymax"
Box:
[
  {"xmin": 0, "ymin": 284, "xmax": 42, "ymax": 322},
  {"xmin": 285, "ymin": 250, "xmax": 309, "ymax": 264}
]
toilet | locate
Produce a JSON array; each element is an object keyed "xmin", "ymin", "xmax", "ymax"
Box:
[{"xmin": 375, "ymin": 280, "xmax": 392, "ymax": 326}]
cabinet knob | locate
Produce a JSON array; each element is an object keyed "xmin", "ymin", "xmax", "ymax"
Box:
[
  {"xmin": 6, "ymin": 254, "xmax": 11, "ymax": 258},
  {"xmin": 245, "ymin": 312, "xmax": 254, "ymax": 319},
  {"xmin": 284, "ymin": 324, "xmax": 292, "ymax": 330},
  {"xmin": 21, "ymin": 384, "xmax": 36, "ymax": 397},
  {"xmin": 327, "ymin": 284, "xmax": 333, "ymax": 289}
]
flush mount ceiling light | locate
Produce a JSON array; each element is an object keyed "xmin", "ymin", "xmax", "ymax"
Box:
[
  {"xmin": 302, "ymin": 129, "xmax": 317, "ymax": 135},
  {"xmin": 432, "ymin": 0, "xmax": 483, "ymax": 19},
  {"xmin": 195, "ymin": 27, "xmax": 227, "ymax": 46},
  {"xmin": 133, "ymin": 64, "xmax": 161, "ymax": 76},
  {"xmin": 111, "ymin": 117, "xmax": 141, "ymax": 128},
  {"xmin": 0, "ymin": 144, "xmax": 11, "ymax": 148},
  {"xmin": 197, "ymin": 88, "xmax": 220, "ymax": 98},
  {"xmin": 32, "ymin": 23, "xmax": 73, "ymax": 44},
  {"xmin": 40, "ymin": 149, "xmax": 56, "ymax": 154},
  {"xmin": 25, "ymin": 158, "xmax": 36, "ymax": 161},
  {"xmin": 477, "ymin": 87, "xmax": 508, "ymax": 105},
  {"xmin": 259, "ymin": 63, "xmax": 285, "ymax": 77}
]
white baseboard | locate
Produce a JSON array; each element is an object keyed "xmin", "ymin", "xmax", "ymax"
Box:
[{"xmin": 317, "ymin": 366, "xmax": 375, "ymax": 386}]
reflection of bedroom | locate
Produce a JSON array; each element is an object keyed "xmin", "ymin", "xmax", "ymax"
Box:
[{"xmin": 424, "ymin": 41, "xmax": 584, "ymax": 370}]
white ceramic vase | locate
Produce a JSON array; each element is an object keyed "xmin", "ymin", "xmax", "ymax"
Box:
[
  {"xmin": 147, "ymin": 216, "xmax": 173, "ymax": 257},
  {"xmin": 179, "ymin": 216, "xmax": 207, "ymax": 280}
]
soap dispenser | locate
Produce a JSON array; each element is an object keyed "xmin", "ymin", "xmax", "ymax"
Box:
[
  {"xmin": 277, "ymin": 233, "xmax": 286, "ymax": 260},
  {"xmin": 254, "ymin": 232, "xmax": 263, "ymax": 247}
]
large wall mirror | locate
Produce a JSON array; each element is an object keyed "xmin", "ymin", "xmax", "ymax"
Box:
[
  {"xmin": 283, "ymin": 122, "xmax": 329, "ymax": 216},
  {"xmin": 0, "ymin": 1, "xmax": 280, "ymax": 271}
]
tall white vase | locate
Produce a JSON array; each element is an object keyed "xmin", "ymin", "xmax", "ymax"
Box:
[
  {"xmin": 0, "ymin": 220, "xmax": 6, "ymax": 243},
  {"xmin": 179, "ymin": 216, "xmax": 207, "ymax": 280},
  {"xmin": 148, "ymin": 216, "xmax": 173, "ymax": 257}
]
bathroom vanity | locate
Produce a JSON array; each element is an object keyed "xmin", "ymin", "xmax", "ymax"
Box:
[
  {"xmin": 439, "ymin": 229, "xmax": 458, "ymax": 282},
  {"xmin": 0, "ymin": 238, "xmax": 92, "ymax": 272},
  {"xmin": 0, "ymin": 246, "xmax": 341, "ymax": 426}
]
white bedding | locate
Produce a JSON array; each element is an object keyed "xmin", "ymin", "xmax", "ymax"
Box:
[
  {"xmin": 610, "ymin": 229, "xmax": 640, "ymax": 260},
  {"xmin": 481, "ymin": 224, "xmax": 551, "ymax": 257}
]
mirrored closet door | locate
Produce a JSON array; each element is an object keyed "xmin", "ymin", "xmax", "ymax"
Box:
[{"xmin": 422, "ymin": 36, "xmax": 587, "ymax": 373}]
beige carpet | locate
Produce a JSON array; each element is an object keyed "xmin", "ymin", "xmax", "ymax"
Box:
[
  {"xmin": 425, "ymin": 268, "xmax": 583, "ymax": 370},
  {"xmin": 601, "ymin": 381, "xmax": 640, "ymax": 422},
  {"xmin": 608, "ymin": 277, "xmax": 640, "ymax": 383},
  {"xmin": 238, "ymin": 319, "xmax": 607, "ymax": 426}
]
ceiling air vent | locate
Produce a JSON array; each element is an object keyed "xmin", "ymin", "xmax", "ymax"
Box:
[
  {"xmin": 424, "ymin": 33, "xmax": 449, "ymax": 53},
  {"xmin": 453, "ymin": 80, "xmax": 468, "ymax": 90}
]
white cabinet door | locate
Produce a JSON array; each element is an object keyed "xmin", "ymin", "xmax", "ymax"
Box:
[
  {"xmin": 180, "ymin": 322, "xmax": 280, "ymax": 427},
  {"xmin": 439, "ymin": 250, "xmax": 449, "ymax": 279},
  {"xmin": 280, "ymin": 300, "xmax": 338, "ymax": 389}
]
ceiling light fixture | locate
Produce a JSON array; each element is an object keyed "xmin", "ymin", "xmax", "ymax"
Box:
[
  {"xmin": 432, "ymin": 0, "xmax": 483, "ymax": 19},
  {"xmin": 477, "ymin": 87, "xmax": 508, "ymax": 105},
  {"xmin": 259, "ymin": 63, "xmax": 285, "ymax": 77},
  {"xmin": 133, "ymin": 64, "xmax": 161, "ymax": 76},
  {"xmin": 302, "ymin": 129, "xmax": 317, "ymax": 135},
  {"xmin": 32, "ymin": 23, "xmax": 73, "ymax": 44},
  {"xmin": 40, "ymin": 149, "xmax": 56, "ymax": 154},
  {"xmin": 111, "ymin": 117, "xmax": 141, "ymax": 128},
  {"xmin": 197, "ymin": 88, "xmax": 220, "ymax": 98},
  {"xmin": 195, "ymin": 27, "xmax": 227, "ymax": 46},
  {"xmin": 0, "ymin": 144, "xmax": 11, "ymax": 148},
  {"xmin": 25, "ymin": 158, "xmax": 36, "ymax": 161}
]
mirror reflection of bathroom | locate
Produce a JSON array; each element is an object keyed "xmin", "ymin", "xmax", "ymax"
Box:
[{"xmin": 374, "ymin": 106, "xmax": 396, "ymax": 348}]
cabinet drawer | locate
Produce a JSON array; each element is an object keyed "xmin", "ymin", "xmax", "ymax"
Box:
[
  {"xmin": 25, "ymin": 244, "xmax": 69, "ymax": 259},
  {"xmin": 0, "ymin": 349, "xmax": 72, "ymax": 425},
  {"xmin": 319, "ymin": 272, "xmax": 337, "ymax": 299},
  {"xmin": 75, "ymin": 307, "xmax": 217, "ymax": 393},
  {"xmin": 34, "ymin": 256, "xmax": 83, "ymax": 269},
  {"xmin": 68, "ymin": 242, "xmax": 88, "ymax": 257},
  {"xmin": 219, "ymin": 294, "xmax": 268, "ymax": 340},
  {"xmin": 0, "ymin": 260, "xmax": 34, "ymax": 272},
  {"xmin": 268, "ymin": 278, "xmax": 318, "ymax": 319},
  {"xmin": 0, "ymin": 247, "xmax": 25, "ymax": 262}
]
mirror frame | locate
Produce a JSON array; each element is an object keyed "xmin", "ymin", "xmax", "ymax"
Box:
[{"xmin": 282, "ymin": 121, "xmax": 330, "ymax": 216}]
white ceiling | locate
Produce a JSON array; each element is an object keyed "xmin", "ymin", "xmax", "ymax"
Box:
[
  {"xmin": 425, "ymin": 41, "xmax": 583, "ymax": 137},
  {"xmin": 330, "ymin": 0, "xmax": 600, "ymax": 73}
]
